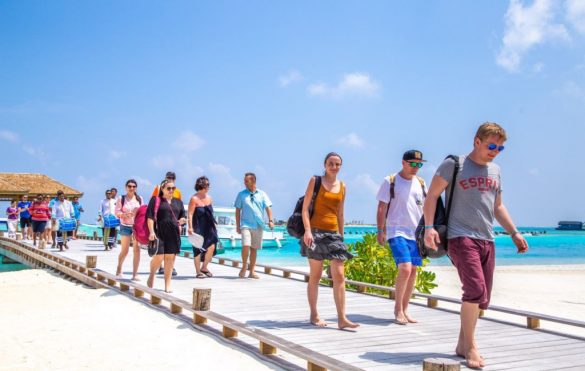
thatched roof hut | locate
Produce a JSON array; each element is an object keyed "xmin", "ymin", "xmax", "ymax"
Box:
[{"xmin": 0, "ymin": 173, "xmax": 83, "ymax": 201}]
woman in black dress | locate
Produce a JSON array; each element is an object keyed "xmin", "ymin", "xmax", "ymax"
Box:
[
  {"xmin": 146, "ymin": 179, "xmax": 187, "ymax": 292},
  {"xmin": 187, "ymin": 176, "xmax": 218, "ymax": 278}
]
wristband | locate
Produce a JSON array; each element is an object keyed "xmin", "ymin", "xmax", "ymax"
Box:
[
  {"xmin": 510, "ymin": 230, "xmax": 520, "ymax": 237},
  {"xmin": 424, "ymin": 225, "xmax": 435, "ymax": 229},
  {"xmin": 377, "ymin": 229, "xmax": 385, "ymax": 233}
]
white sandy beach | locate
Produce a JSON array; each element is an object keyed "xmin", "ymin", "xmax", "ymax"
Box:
[{"xmin": 0, "ymin": 269, "xmax": 283, "ymax": 371}]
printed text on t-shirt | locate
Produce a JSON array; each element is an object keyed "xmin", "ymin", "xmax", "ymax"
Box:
[{"xmin": 459, "ymin": 176, "xmax": 498, "ymax": 192}]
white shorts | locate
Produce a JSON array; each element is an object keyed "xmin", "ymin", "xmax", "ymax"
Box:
[
  {"xmin": 241, "ymin": 227, "xmax": 263, "ymax": 249},
  {"xmin": 50, "ymin": 220, "xmax": 59, "ymax": 232}
]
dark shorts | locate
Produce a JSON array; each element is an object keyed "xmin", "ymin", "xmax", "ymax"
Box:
[
  {"xmin": 389, "ymin": 236, "xmax": 422, "ymax": 266},
  {"xmin": 119, "ymin": 225, "xmax": 133, "ymax": 237},
  {"xmin": 31, "ymin": 220, "xmax": 47, "ymax": 233},
  {"xmin": 20, "ymin": 217, "xmax": 32, "ymax": 228},
  {"xmin": 448, "ymin": 236, "xmax": 495, "ymax": 310}
]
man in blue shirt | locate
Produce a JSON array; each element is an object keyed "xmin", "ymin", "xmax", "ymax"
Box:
[
  {"xmin": 234, "ymin": 172, "xmax": 274, "ymax": 279},
  {"xmin": 17, "ymin": 195, "xmax": 32, "ymax": 240},
  {"xmin": 72, "ymin": 196, "xmax": 84, "ymax": 239}
]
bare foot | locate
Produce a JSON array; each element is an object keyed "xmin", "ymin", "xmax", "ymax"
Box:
[
  {"xmin": 310, "ymin": 316, "xmax": 327, "ymax": 327},
  {"xmin": 338, "ymin": 318, "xmax": 360, "ymax": 330},
  {"xmin": 466, "ymin": 348, "xmax": 485, "ymax": 369},
  {"xmin": 116, "ymin": 268, "xmax": 122, "ymax": 277},
  {"xmin": 249, "ymin": 273, "xmax": 260, "ymax": 279},
  {"xmin": 147, "ymin": 276, "xmax": 154, "ymax": 288},
  {"xmin": 455, "ymin": 344, "xmax": 465, "ymax": 358},
  {"xmin": 394, "ymin": 312, "xmax": 408, "ymax": 325},
  {"xmin": 405, "ymin": 313, "xmax": 418, "ymax": 323},
  {"xmin": 131, "ymin": 276, "xmax": 140, "ymax": 281},
  {"xmin": 239, "ymin": 269, "xmax": 246, "ymax": 278},
  {"xmin": 165, "ymin": 289, "xmax": 173, "ymax": 293}
]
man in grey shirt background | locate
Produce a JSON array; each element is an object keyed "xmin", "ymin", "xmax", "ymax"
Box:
[{"xmin": 423, "ymin": 122, "xmax": 528, "ymax": 369}]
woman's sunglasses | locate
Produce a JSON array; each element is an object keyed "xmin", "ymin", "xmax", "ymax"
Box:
[
  {"xmin": 409, "ymin": 162, "xmax": 423, "ymax": 168},
  {"xmin": 166, "ymin": 186, "xmax": 176, "ymax": 191},
  {"xmin": 127, "ymin": 185, "xmax": 137, "ymax": 189},
  {"xmin": 487, "ymin": 143, "xmax": 505, "ymax": 152}
]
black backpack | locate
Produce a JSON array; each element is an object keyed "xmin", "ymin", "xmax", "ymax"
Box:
[
  {"xmin": 415, "ymin": 155, "xmax": 459, "ymax": 259},
  {"xmin": 287, "ymin": 176, "xmax": 322, "ymax": 238}
]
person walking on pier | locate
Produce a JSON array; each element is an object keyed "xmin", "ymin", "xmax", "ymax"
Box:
[
  {"xmin": 152, "ymin": 171, "xmax": 182, "ymax": 276},
  {"xmin": 188, "ymin": 176, "xmax": 218, "ymax": 279},
  {"xmin": 6, "ymin": 200, "xmax": 19, "ymax": 239},
  {"xmin": 18, "ymin": 195, "xmax": 32, "ymax": 240},
  {"xmin": 376, "ymin": 150, "xmax": 427, "ymax": 325},
  {"xmin": 301, "ymin": 152, "xmax": 358, "ymax": 329},
  {"xmin": 146, "ymin": 179, "xmax": 187, "ymax": 293},
  {"xmin": 51, "ymin": 190, "xmax": 75, "ymax": 251},
  {"xmin": 423, "ymin": 122, "xmax": 528, "ymax": 369},
  {"xmin": 234, "ymin": 172, "xmax": 274, "ymax": 279},
  {"xmin": 98, "ymin": 189, "xmax": 116, "ymax": 251},
  {"xmin": 115, "ymin": 179, "xmax": 143, "ymax": 280},
  {"xmin": 30, "ymin": 194, "xmax": 51, "ymax": 248},
  {"xmin": 72, "ymin": 196, "xmax": 84, "ymax": 239}
]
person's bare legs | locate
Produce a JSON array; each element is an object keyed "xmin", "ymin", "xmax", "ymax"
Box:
[
  {"xmin": 330, "ymin": 259, "xmax": 359, "ymax": 329},
  {"xmin": 131, "ymin": 237, "xmax": 140, "ymax": 280},
  {"xmin": 148, "ymin": 255, "xmax": 164, "ymax": 288},
  {"xmin": 308, "ymin": 258, "xmax": 326, "ymax": 326},
  {"xmin": 394, "ymin": 262, "xmax": 412, "ymax": 324},
  {"xmin": 248, "ymin": 248, "xmax": 259, "ymax": 278},
  {"xmin": 201, "ymin": 244, "xmax": 215, "ymax": 273},
  {"xmin": 240, "ymin": 245, "xmax": 249, "ymax": 278},
  {"xmin": 455, "ymin": 302, "xmax": 485, "ymax": 368},
  {"xmin": 403, "ymin": 268, "xmax": 418, "ymax": 323},
  {"xmin": 194, "ymin": 255, "xmax": 203, "ymax": 276},
  {"xmin": 116, "ymin": 235, "xmax": 130, "ymax": 276},
  {"xmin": 163, "ymin": 254, "xmax": 176, "ymax": 292}
]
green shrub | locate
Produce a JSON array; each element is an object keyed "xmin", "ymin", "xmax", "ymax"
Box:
[{"xmin": 324, "ymin": 233, "xmax": 437, "ymax": 294}]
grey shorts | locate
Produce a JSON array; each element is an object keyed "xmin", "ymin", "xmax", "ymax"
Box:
[{"xmin": 241, "ymin": 227, "xmax": 263, "ymax": 249}]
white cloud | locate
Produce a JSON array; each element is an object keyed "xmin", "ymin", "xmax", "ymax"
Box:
[
  {"xmin": 278, "ymin": 70, "xmax": 303, "ymax": 87},
  {"xmin": 151, "ymin": 155, "xmax": 175, "ymax": 169},
  {"xmin": 130, "ymin": 175, "xmax": 154, "ymax": 189},
  {"xmin": 173, "ymin": 131, "xmax": 205, "ymax": 152},
  {"xmin": 337, "ymin": 132, "xmax": 365, "ymax": 149},
  {"xmin": 566, "ymin": 0, "xmax": 585, "ymax": 34},
  {"xmin": 497, "ymin": 0, "xmax": 569, "ymax": 72},
  {"xmin": 0, "ymin": 130, "xmax": 18, "ymax": 142},
  {"xmin": 208, "ymin": 162, "xmax": 239, "ymax": 188},
  {"xmin": 308, "ymin": 72, "xmax": 380, "ymax": 98},
  {"xmin": 351, "ymin": 174, "xmax": 380, "ymax": 196},
  {"xmin": 109, "ymin": 150, "xmax": 126, "ymax": 160}
]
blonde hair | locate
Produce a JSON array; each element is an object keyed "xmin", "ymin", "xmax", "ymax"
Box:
[{"xmin": 475, "ymin": 122, "xmax": 507, "ymax": 141}]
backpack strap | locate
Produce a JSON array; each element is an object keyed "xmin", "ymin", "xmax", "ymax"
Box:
[
  {"xmin": 384, "ymin": 174, "xmax": 396, "ymax": 220},
  {"xmin": 444, "ymin": 155, "xmax": 460, "ymax": 223},
  {"xmin": 416, "ymin": 176, "xmax": 427, "ymax": 198},
  {"xmin": 309, "ymin": 176, "xmax": 322, "ymax": 218},
  {"xmin": 121, "ymin": 195, "xmax": 126, "ymax": 208}
]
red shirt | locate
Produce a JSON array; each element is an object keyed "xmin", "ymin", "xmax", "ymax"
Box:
[{"xmin": 29, "ymin": 202, "xmax": 51, "ymax": 221}]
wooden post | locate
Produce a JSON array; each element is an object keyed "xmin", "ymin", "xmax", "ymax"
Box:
[
  {"xmin": 422, "ymin": 358, "xmax": 460, "ymax": 370},
  {"xmin": 88, "ymin": 270, "xmax": 95, "ymax": 278},
  {"xmin": 427, "ymin": 298, "xmax": 438, "ymax": 308},
  {"xmin": 151, "ymin": 295, "xmax": 162, "ymax": 305},
  {"xmin": 478, "ymin": 310, "xmax": 485, "ymax": 318},
  {"xmin": 120, "ymin": 283, "xmax": 130, "ymax": 291},
  {"xmin": 107, "ymin": 278, "xmax": 117, "ymax": 286},
  {"xmin": 283, "ymin": 271, "xmax": 291, "ymax": 278},
  {"xmin": 232, "ymin": 261, "xmax": 239, "ymax": 268},
  {"xmin": 93, "ymin": 231, "xmax": 98, "ymax": 239},
  {"xmin": 357, "ymin": 285, "xmax": 366, "ymax": 293},
  {"xmin": 304, "ymin": 275, "xmax": 310, "ymax": 282},
  {"xmin": 134, "ymin": 289, "xmax": 144, "ymax": 298},
  {"xmin": 86, "ymin": 255, "xmax": 97, "ymax": 268},
  {"xmin": 307, "ymin": 362, "xmax": 327, "ymax": 371},
  {"xmin": 259, "ymin": 341, "xmax": 277, "ymax": 355},
  {"xmin": 222, "ymin": 326, "xmax": 238, "ymax": 338},
  {"xmin": 97, "ymin": 274, "xmax": 106, "ymax": 282},
  {"xmin": 193, "ymin": 313, "xmax": 207, "ymax": 324},
  {"xmin": 184, "ymin": 251, "xmax": 191, "ymax": 258},
  {"xmin": 527, "ymin": 317, "xmax": 540, "ymax": 329},
  {"xmin": 218, "ymin": 258, "xmax": 225, "ymax": 265},
  {"xmin": 264, "ymin": 267, "xmax": 272, "ymax": 274},
  {"xmin": 193, "ymin": 288, "xmax": 211, "ymax": 311},
  {"xmin": 389, "ymin": 290, "xmax": 396, "ymax": 300},
  {"xmin": 171, "ymin": 303, "xmax": 182, "ymax": 314}
]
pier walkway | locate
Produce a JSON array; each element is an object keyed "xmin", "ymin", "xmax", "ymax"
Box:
[{"xmin": 2, "ymin": 236, "xmax": 585, "ymax": 370}]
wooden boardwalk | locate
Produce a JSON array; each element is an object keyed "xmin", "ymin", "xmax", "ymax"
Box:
[{"xmin": 3, "ymin": 237, "xmax": 585, "ymax": 371}]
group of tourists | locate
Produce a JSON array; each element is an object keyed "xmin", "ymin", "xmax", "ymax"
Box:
[
  {"xmin": 5, "ymin": 193, "xmax": 84, "ymax": 250},
  {"xmin": 3, "ymin": 121, "xmax": 528, "ymax": 369}
]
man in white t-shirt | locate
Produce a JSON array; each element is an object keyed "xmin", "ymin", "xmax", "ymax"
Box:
[{"xmin": 376, "ymin": 150, "xmax": 426, "ymax": 325}]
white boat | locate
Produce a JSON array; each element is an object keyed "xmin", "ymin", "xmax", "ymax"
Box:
[{"xmin": 213, "ymin": 206, "xmax": 283, "ymax": 249}]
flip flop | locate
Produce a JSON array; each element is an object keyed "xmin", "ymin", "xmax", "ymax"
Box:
[
  {"xmin": 201, "ymin": 270, "xmax": 213, "ymax": 278},
  {"xmin": 196, "ymin": 273, "xmax": 206, "ymax": 279}
]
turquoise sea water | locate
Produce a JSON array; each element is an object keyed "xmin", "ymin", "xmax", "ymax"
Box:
[
  {"xmin": 78, "ymin": 225, "xmax": 585, "ymax": 267},
  {"xmin": 0, "ymin": 258, "xmax": 28, "ymax": 272}
]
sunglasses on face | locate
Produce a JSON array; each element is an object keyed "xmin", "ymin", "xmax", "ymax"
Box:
[
  {"xmin": 409, "ymin": 162, "xmax": 423, "ymax": 168},
  {"xmin": 487, "ymin": 143, "xmax": 505, "ymax": 152},
  {"xmin": 166, "ymin": 186, "xmax": 176, "ymax": 191},
  {"xmin": 127, "ymin": 185, "xmax": 137, "ymax": 189}
]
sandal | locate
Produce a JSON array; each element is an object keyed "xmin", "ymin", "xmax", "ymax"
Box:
[
  {"xmin": 196, "ymin": 273, "xmax": 206, "ymax": 279},
  {"xmin": 201, "ymin": 269, "xmax": 213, "ymax": 278}
]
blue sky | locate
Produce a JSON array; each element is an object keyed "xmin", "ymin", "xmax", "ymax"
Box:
[{"xmin": 1, "ymin": 0, "xmax": 584, "ymax": 226}]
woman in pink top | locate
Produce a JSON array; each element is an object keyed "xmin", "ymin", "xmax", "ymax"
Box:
[
  {"xmin": 29, "ymin": 194, "xmax": 51, "ymax": 248},
  {"xmin": 115, "ymin": 179, "xmax": 143, "ymax": 280}
]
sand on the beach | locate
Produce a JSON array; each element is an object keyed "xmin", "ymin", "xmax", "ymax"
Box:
[{"xmin": 0, "ymin": 269, "xmax": 283, "ymax": 371}]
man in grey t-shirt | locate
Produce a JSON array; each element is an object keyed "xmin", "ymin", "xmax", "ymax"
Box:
[{"xmin": 423, "ymin": 122, "xmax": 528, "ymax": 369}]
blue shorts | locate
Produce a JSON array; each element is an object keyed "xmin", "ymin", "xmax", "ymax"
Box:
[
  {"xmin": 389, "ymin": 237, "xmax": 422, "ymax": 266},
  {"xmin": 119, "ymin": 225, "xmax": 133, "ymax": 237}
]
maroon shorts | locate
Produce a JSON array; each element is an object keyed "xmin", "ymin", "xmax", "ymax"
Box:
[{"xmin": 448, "ymin": 237, "xmax": 495, "ymax": 310}]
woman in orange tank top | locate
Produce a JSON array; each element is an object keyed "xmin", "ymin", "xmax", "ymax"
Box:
[{"xmin": 300, "ymin": 152, "xmax": 359, "ymax": 330}]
